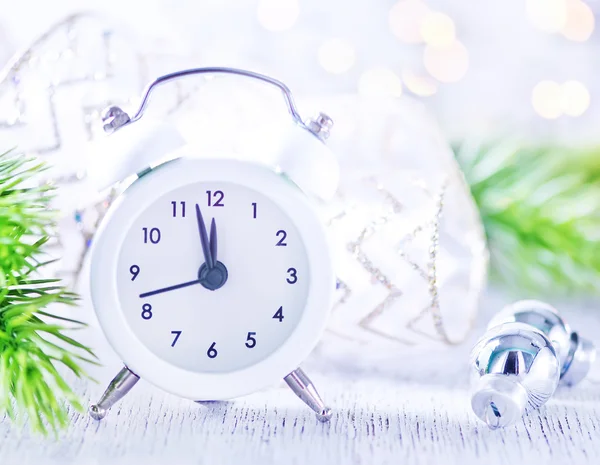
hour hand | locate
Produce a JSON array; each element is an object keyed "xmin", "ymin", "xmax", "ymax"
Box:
[{"xmin": 195, "ymin": 204, "xmax": 215, "ymax": 268}]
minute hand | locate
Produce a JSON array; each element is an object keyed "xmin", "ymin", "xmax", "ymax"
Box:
[
  {"xmin": 195, "ymin": 204, "xmax": 215, "ymax": 268},
  {"xmin": 139, "ymin": 278, "xmax": 202, "ymax": 298},
  {"xmin": 209, "ymin": 218, "xmax": 217, "ymax": 264}
]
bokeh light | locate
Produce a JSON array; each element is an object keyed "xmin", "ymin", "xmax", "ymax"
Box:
[
  {"xmin": 317, "ymin": 38, "xmax": 356, "ymax": 74},
  {"xmin": 526, "ymin": 0, "xmax": 567, "ymax": 33},
  {"xmin": 561, "ymin": 80, "xmax": 590, "ymax": 116},
  {"xmin": 402, "ymin": 70, "xmax": 438, "ymax": 96},
  {"xmin": 389, "ymin": 0, "xmax": 431, "ymax": 44},
  {"xmin": 358, "ymin": 68, "xmax": 403, "ymax": 97},
  {"xmin": 420, "ymin": 12, "xmax": 456, "ymax": 47},
  {"xmin": 257, "ymin": 0, "xmax": 299, "ymax": 32},
  {"xmin": 561, "ymin": 0, "xmax": 595, "ymax": 42},
  {"xmin": 423, "ymin": 40, "xmax": 469, "ymax": 83},
  {"xmin": 531, "ymin": 80, "xmax": 564, "ymax": 119}
]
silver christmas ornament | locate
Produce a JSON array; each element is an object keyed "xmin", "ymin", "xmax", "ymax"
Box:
[
  {"xmin": 488, "ymin": 300, "xmax": 596, "ymax": 387},
  {"xmin": 470, "ymin": 323, "xmax": 560, "ymax": 429}
]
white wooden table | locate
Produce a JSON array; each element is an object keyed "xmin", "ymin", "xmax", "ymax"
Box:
[{"xmin": 1, "ymin": 289, "xmax": 600, "ymax": 465}]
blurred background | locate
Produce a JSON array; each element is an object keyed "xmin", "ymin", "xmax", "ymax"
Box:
[{"xmin": 1, "ymin": 0, "xmax": 598, "ymax": 143}]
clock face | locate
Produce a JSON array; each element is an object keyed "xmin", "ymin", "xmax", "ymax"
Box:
[{"xmin": 117, "ymin": 180, "xmax": 309, "ymax": 373}]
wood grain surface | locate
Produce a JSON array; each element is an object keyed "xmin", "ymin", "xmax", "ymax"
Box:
[
  {"xmin": 1, "ymin": 371, "xmax": 599, "ymax": 465},
  {"xmin": 1, "ymin": 289, "xmax": 599, "ymax": 465}
]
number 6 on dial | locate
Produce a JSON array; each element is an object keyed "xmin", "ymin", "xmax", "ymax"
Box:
[{"xmin": 207, "ymin": 342, "xmax": 218, "ymax": 359}]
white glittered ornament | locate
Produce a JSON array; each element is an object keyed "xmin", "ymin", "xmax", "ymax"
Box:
[{"xmin": 313, "ymin": 96, "xmax": 488, "ymax": 353}]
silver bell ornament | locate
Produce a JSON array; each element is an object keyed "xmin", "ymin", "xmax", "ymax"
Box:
[
  {"xmin": 470, "ymin": 323, "xmax": 560, "ymax": 429},
  {"xmin": 488, "ymin": 300, "xmax": 596, "ymax": 386}
]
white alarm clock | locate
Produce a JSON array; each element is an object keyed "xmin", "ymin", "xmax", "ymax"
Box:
[{"xmin": 87, "ymin": 68, "xmax": 339, "ymax": 421}]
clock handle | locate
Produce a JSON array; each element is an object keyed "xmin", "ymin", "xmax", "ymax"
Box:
[
  {"xmin": 284, "ymin": 368, "xmax": 333, "ymax": 422},
  {"xmin": 89, "ymin": 366, "xmax": 140, "ymax": 420},
  {"xmin": 102, "ymin": 67, "xmax": 308, "ymax": 133},
  {"xmin": 95, "ymin": 67, "xmax": 340, "ymax": 198}
]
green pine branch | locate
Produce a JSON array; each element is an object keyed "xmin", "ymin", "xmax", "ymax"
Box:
[
  {"xmin": 0, "ymin": 150, "xmax": 96, "ymax": 435},
  {"xmin": 455, "ymin": 140, "xmax": 600, "ymax": 295}
]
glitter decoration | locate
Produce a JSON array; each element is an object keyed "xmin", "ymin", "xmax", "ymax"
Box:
[{"xmin": 316, "ymin": 95, "xmax": 488, "ymax": 353}]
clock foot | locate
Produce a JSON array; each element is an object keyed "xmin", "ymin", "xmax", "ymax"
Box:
[
  {"xmin": 89, "ymin": 366, "xmax": 140, "ymax": 420},
  {"xmin": 284, "ymin": 368, "xmax": 332, "ymax": 422}
]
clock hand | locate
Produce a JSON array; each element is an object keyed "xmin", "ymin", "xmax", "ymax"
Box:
[
  {"xmin": 195, "ymin": 207, "xmax": 228, "ymax": 291},
  {"xmin": 195, "ymin": 203, "xmax": 215, "ymax": 269},
  {"xmin": 139, "ymin": 278, "xmax": 203, "ymax": 299},
  {"xmin": 209, "ymin": 217, "xmax": 217, "ymax": 263}
]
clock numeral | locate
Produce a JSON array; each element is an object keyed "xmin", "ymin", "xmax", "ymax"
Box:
[
  {"xmin": 143, "ymin": 227, "xmax": 161, "ymax": 244},
  {"xmin": 141, "ymin": 303, "xmax": 153, "ymax": 320},
  {"xmin": 171, "ymin": 330, "xmax": 182, "ymax": 347},
  {"xmin": 245, "ymin": 332, "xmax": 257, "ymax": 348},
  {"xmin": 286, "ymin": 268, "xmax": 298, "ymax": 284},
  {"xmin": 206, "ymin": 190, "xmax": 224, "ymax": 207},
  {"xmin": 207, "ymin": 342, "xmax": 218, "ymax": 359},
  {"xmin": 252, "ymin": 202, "xmax": 257, "ymax": 219},
  {"xmin": 171, "ymin": 201, "xmax": 186, "ymax": 217},
  {"xmin": 276, "ymin": 230, "xmax": 288, "ymax": 246},
  {"xmin": 130, "ymin": 264, "xmax": 140, "ymax": 281},
  {"xmin": 273, "ymin": 306, "xmax": 284, "ymax": 322}
]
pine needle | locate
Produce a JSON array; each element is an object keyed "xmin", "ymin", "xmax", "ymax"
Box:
[
  {"xmin": 0, "ymin": 150, "xmax": 95, "ymax": 435},
  {"xmin": 455, "ymin": 140, "xmax": 600, "ymax": 295}
]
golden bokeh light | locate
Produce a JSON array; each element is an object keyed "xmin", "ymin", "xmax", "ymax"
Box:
[
  {"xmin": 420, "ymin": 12, "xmax": 456, "ymax": 47},
  {"xmin": 526, "ymin": 0, "xmax": 568, "ymax": 33},
  {"xmin": 561, "ymin": 0, "xmax": 595, "ymax": 42},
  {"xmin": 317, "ymin": 38, "xmax": 356, "ymax": 74},
  {"xmin": 561, "ymin": 80, "xmax": 590, "ymax": 116},
  {"xmin": 423, "ymin": 40, "xmax": 469, "ymax": 83},
  {"xmin": 358, "ymin": 68, "xmax": 403, "ymax": 97},
  {"xmin": 532, "ymin": 80, "xmax": 564, "ymax": 119},
  {"xmin": 389, "ymin": 0, "xmax": 431, "ymax": 44},
  {"xmin": 257, "ymin": 0, "xmax": 300, "ymax": 32},
  {"xmin": 402, "ymin": 70, "xmax": 438, "ymax": 96}
]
